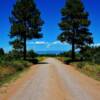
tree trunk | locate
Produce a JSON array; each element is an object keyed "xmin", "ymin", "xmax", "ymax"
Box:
[
  {"xmin": 72, "ymin": 41, "xmax": 75, "ymax": 61},
  {"xmin": 72, "ymin": 28, "xmax": 76, "ymax": 61},
  {"xmin": 23, "ymin": 36, "xmax": 27, "ymax": 60}
]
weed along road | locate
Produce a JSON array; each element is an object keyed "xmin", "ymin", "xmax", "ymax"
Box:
[{"xmin": 1, "ymin": 58, "xmax": 100, "ymax": 100}]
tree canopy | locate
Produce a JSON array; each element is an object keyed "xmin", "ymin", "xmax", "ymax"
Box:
[
  {"xmin": 58, "ymin": 0, "xmax": 93, "ymax": 60},
  {"xmin": 9, "ymin": 0, "xmax": 44, "ymax": 60}
]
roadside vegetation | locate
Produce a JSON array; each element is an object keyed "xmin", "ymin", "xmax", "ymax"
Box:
[
  {"xmin": 72, "ymin": 46, "xmax": 100, "ymax": 81},
  {"xmin": 58, "ymin": 46, "xmax": 100, "ymax": 81},
  {"xmin": 0, "ymin": 49, "xmax": 46, "ymax": 86},
  {"xmin": 0, "ymin": 49, "xmax": 37, "ymax": 86},
  {"xmin": 72, "ymin": 62, "xmax": 100, "ymax": 81}
]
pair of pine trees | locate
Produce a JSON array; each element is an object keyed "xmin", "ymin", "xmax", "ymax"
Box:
[{"xmin": 9, "ymin": 0, "xmax": 93, "ymax": 60}]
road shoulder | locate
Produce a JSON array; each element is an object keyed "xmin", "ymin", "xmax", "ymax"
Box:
[{"xmin": 0, "ymin": 65, "xmax": 38, "ymax": 100}]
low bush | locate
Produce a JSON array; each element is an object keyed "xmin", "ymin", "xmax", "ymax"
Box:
[
  {"xmin": 11, "ymin": 61, "xmax": 25, "ymax": 71},
  {"xmin": 27, "ymin": 58, "xmax": 39, "ymax": 64},
  {"xmin": 77, "ymin": 62, "xmax": 85, "ymax": 69},
  {"xmin": 9, "ymin": 60, "xmax": 32, "ymax": 71}
]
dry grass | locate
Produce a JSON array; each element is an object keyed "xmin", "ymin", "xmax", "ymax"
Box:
[{"xmin": 72, "ymin": 62, "xmax": 100, "ymax": 81}]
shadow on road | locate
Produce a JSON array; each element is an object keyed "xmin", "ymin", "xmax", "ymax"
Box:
[{"xmin": 38, "ymin": 62, "xmax": 49, "ymax": 64}]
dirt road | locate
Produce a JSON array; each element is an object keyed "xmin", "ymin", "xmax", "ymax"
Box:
[{"xmin": 0, "ymin": 58, "xmax": 100, "ymax": 100}]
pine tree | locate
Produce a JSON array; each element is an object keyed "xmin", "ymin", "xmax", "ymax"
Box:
[
  {"xmin": 58, "ymin": 0, "xmax": 93, "ymax": 61},
  {"xmin": 10, "ymin": 39, "xmax": 23, "ymax": 52},
  {"xmin": 9, "ymin": 0, "xmax": 44, "ymax": 60}
]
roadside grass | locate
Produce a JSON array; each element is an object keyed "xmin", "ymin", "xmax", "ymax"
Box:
[
  {"xmin": 0, "ymin": 70, "xmax": 22, "ymax": 86},
  {"xmin": 72, "ymin": 62, "xmax": 100, "ymax": 81},
  {"xmin": 0, "ymin": 57, "xmax": 45, "ymax": 86},
  {"xmin": 0, "ymin": 60, "xmax": 32, "ymax": 86},
  {"xmin": 58, "ymin": 57, "xmax": 100, "ymax": 81}
]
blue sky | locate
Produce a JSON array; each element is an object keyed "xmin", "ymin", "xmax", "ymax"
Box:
[{"xmin": 0, "ymin": 0, "xmax": 100, "ymax": 53}]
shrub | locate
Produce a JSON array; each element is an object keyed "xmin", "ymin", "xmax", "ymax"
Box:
[
  {"xmin": 0, "ymin": 60, "xmax": 32, "ymax": 72},
  {"xmin": 21, "ymin": 60, "xmax": 32, "ymax": 68},
  {"xmin": 94, "ymin": 53, "xmax": 100, "ymax": 64},
  {"xmin": 10, "ymin": 60, "xmax": 32, "ymax": 71},
  {"xmin": 27, "ymin": 58, "xmax": 39, "ymax": 64},
  {"xmin": 81, "ymin": 46, "xmax": 100, "ymax": 64},
  {"xmin": 11, "ymin": 61, "xmax": 25, "ymax": 71},
  {"xmin": 27, "ymin": 50, "xmax": 38, "ymax": 59},
  {"xmin": 77, "ymin": 62, "xmax": 85, "ymax": 69}
]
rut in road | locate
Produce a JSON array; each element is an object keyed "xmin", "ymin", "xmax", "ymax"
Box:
[{"xmin": 7, "ymin": 58, "xmax": 100, "ymax": 100}]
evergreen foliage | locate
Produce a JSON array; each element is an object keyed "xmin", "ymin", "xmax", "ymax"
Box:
[
  {"xmin": 58, "ymin": 0, "xmax": 93, "ymax": 60},
  {"xmin": 9, "ymin": 0, "xmax": 44, "ymax": 60}
]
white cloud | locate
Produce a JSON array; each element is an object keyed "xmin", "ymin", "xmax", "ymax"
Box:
[
  {"xmin": 27, "ymin": 41, "xmax": 48, "ymax": 45},
  {"xmin": 46, "ymin": 41, "xmax": 69, "ymax": 48},
  {"xmin": 52, "ymin": 41, "xmax": 61, "ymax": 44},
  {"xmin": 91, "ymin": 43, "xmax": 100, "ymax": 47},
  {"xmin": 52, "ymin": 41, "xmax": 68, "ymax": 45},
  {"xmin": 35, "ymin": 41, "xmax": 47, "ymax": 45}
]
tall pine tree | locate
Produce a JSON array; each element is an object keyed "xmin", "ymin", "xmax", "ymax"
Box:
[
  {"xmin": 58, "ymin": 0, "xmax": 93, "ymax": 61},
  {"xmin": 10, "ymin": 39, "xmax": 23, "ymax": 52},
  {"xmin": 9, "ymin": 0, "xmax": 43, "ymax": 60}
]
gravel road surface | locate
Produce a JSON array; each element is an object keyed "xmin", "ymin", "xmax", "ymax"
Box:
[{"xmin": 1, "ymin": 58, "xmax": 100, "ymax": 100}]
